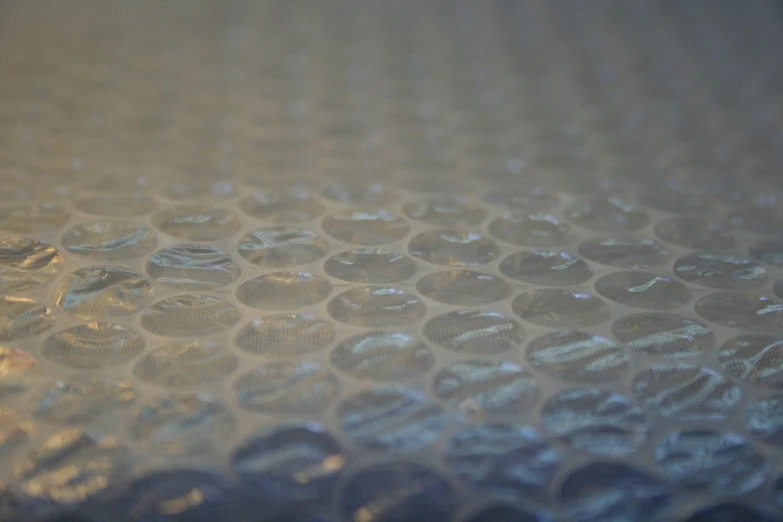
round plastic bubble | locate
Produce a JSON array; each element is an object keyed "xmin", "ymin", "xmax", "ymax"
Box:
[
  {"xmin": 331, "ymin": 331, "xmax": 433, "ymax": 382},
  {"xmin": 152, "ymin": 204, "xmax": 242, "ymax": 240},
  {"xmin": 108, "ymin": 470, "xmax": 232, "ymax": 521},
  {"xmin": 695, "ymin": 292, "xmax": 783, "ymax": 333},
  {"xmin": 403, "ymin": 196, "xmax": 487, "ymax": 226},
  {"xmin": 560, "ymin": 462, "xmax": 671, "ymax": 522},
  {"xmin": 340, "ymin": 462, "xmax": 456, "ymax": 522},
  {"xmin": 499, "ymin": 250, "xmax": 592, "ymax": 286},
  {"xmin": 42, "ymin": 322, "xmax": 145, "ymax": 370},
  {"xmin": 489, "ymin": 212, "xmax": 572, "ymax": 247},
  {"xmin": 0, "ymin": 347, "xmax": 40, "ymax": 398},
  {"xmin": 595, "ymin": 271, "xmax": 691, "ymax": 310},
  {"xmin": 145, "ymin": 244, "xmax": 240, "ymax": 290},
  {"xmin": 324, "ymin": 248, "xmax": 416, "ymax": 283},
  {"xmin": 30, "ymin": 375, "xmax": 136, "ymax": 424},
  {"xmin": 612, "ymin": 313, "xmax": 714, "ymax": 358},
  {"xmin": 235, "ymin": 314, "xmax": 335, "ymax": 357},
  {"xmin": 578, "ymin": 236, "xmax": 668, "ymax": 269},
  {"xmin": 565, "ymin": 196, "xmax": 649, "ymax": 232},
  {"xmin": 235, "ymin": 361, "xmax": 339, "ymax": 414},
  {"xmin": 141, "ymin": 294, "xmax": 240, "ymax": 336},
  {"xmin": 0, "ymin": 237, "xmax": 62, "ymax": 293},
  {"xmin": 719, "ymin": 335, "xmax": 783, "ymax": 390},
  {"xmin": 423, "ymin": 310, "xmax": 524, "ymax": 354},
  {"xmin": 513, "ymin": 289, "xmax": 610, "ymax": 328},
  {"xmin": 632, "ymin": 364, "xmax": 741, "ymax": 422},
  {"xmin": 327, "ymin": 285, "xmax": 426, "ymax": 328},
  {"xmin": 61, "ymin": 221, "xmax": 156, "ymax": 260},
  {"xmin": 527, "ymin": 331, "xmax": 629, "ymax": 383},
  {"xmin": 0, "ymin": 297, "xmax": 54, "ymax": 341},
  {"xmin": 409, "ymin": 229, "xmax": 500, "ymax": 266},
  {"xmin": 238, "ymin": 227, "xmax": 330, "ymax": 269},
  {"xmin": 542, "ymin": 388, "xmax": 648, "ymax": 456},
  {"xmin": 681, "ymin": 504, "xmax": 782, "ymax": 522},
  {"xmin": 655, "ymin": 430, "xmax": 767, "ymax": 495},
  {"xmin": 433, "ymin": 360, "xmax": 540, "ymax": 417},
  {"xmin": 54, "ymin": 266, "xmax": 154, "ymax": 319},
  {"xmin": 443, "ymin": 424, "xmax": 559, "ymax": 503},
  {"xmin": 745, "ymin": 395, "xmax": 783, "ymax": 447},
  {"xmin": 673, "ymin": 252, "xmax": 767, "ymax": 290},
  {"xmin": 237, "ymin": 272, "xmax": 332, "ymax": 311},
  {"xmin": 240, "ymin": 190, "xmax": 325, "ymax": 223},
  {"xmin": 322, "ymin": 209, "xmax": 410, "ymax": 245},
  {"xmin": 15, "ymin": 429, "xmax": 130, "ymax": 506},
  {"xmin": 338, "ymin": 386, "xmax": 447, "ymax": 452},
  {"xmin": 417, "ymin": 270, "xmax": 511, "ymax": 306},
  {"xmin": 232, "ymin": 423, "xmax": 343, "ymax": 504},
  {"xmin": 133, "ymin": 340, "xmax": 238, "ymax": 387},
  {"xmin": 129, "ymin": 393, "xmax": 236, "ymax": 456}
]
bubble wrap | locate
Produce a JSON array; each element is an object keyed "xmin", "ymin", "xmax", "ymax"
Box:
[{"xmin": 1, "ymin": 1, "xmax": 783, "ymax": 521}]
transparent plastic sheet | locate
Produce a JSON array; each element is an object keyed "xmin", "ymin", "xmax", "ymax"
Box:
[{"xmin": 0, "ymin": 1, "xmax": 783, "ymax": 521}]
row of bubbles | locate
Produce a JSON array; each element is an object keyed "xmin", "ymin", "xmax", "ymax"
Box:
[
  {"xmin": 3, "ymin": 191, "xmax": 783, "ymax": 240},
  {"xmin": 0, "ymin": 422, "xmax": 779, "ymax": 521}
]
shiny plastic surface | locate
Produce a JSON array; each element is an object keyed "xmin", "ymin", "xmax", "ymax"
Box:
[{"xmin": 1, "ymin": 1, "xmax": 783, "ymax": 520}]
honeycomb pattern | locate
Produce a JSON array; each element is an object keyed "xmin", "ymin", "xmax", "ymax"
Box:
[{"xmin": 1, "ymin": 0, "xmax": 783, "ymax": 521}]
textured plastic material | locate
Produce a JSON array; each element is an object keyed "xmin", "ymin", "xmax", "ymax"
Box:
[{"xmin": 1, "ymin": 1, "xmax": 783, "ymax": 521}]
